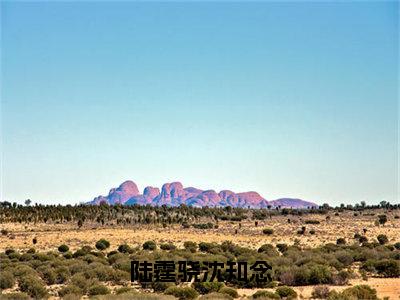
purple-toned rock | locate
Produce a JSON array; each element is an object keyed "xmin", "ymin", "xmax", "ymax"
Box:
[
  {"xmin": 89, "ymin": 180, "xmax": 318, "ymax": 208},
  {"xmin": 143, "ymin": 186, "xmax": 160, "ymax": 201}
]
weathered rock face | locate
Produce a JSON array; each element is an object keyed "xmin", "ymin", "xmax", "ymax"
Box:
[
  {"xmin": 88, "ymin": 180, "xmax": 318, "ymax": 208},
  {"xmin": 102, "ymin": 181, "xmax": 140, "ymax": 205}
]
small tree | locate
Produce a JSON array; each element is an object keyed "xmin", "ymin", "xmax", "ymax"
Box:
[
  {"xmin": 58, "ymin": 244, "xmax": 69, "ymax": 253},
  {"xmin": 95, "ymin": 239, "xmax": 110, "ymax": 250},
  {"xmin": 377, "ymin": 234, "xmax": 389, "ymax": 245},
  {"xmin": 378, "ymin": 215, "xmax": 388, "ymax": 226}
]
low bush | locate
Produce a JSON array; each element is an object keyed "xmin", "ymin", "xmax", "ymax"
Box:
[
  {"xmin": 374, "ymin": 259, "xmax": 400, "ymax": 277},
  {"xmin": 88, "ymin": 284, "xmax": 110, "ymax": 296},
  {"xmin": 276, "ymin": 243, "xmax": 288, "ymax": 253},
  {"xmin": 152, "ymin": 282, "xmax": 176, "ymax": 292},
  {"xmin": 18, "ymin": 275, "xmax": 48, "ymax": 299},
  {"xmin": 143, "ymin": 241, "xmax": 157, "ymax": 251},
  {"xmin": 377, "ymin": 234, "xmax": 389, "ymax": 245},
  {"xmin": 118, "ymin": 244, "xmax": 133, "ymax": 253},
  {"xmin": 263, "ymin": 228, "xmax": 274, "ymax": 235},
  {"xmin": 0, "ymin": 271, "xmax": 15, "ymax": 289},
  {"xmin": 160, "ymin": 243, "xmax": 177, "ymax": 251},
  {"xmin": 219, "ymin": 287, "xmax": 238, "ymax": 298},
  {"xmin": 275, "ymin": 286, "xmax": 297, "ymax": 299},
  {"xmin": 95, "ymin": 239, "xmax": 111, "ymax": 250},
  {"xmin": 164, "ymin": 286, "xmax": 199, "ymax": 300},
  {"xmin": 305, "ymin": 220, "xmax": 320, "ymax": 224},
  {"xmin": 199, "ymin": 292, "xmax": 233, "ymax": 300},
  {"xmin": 0, "ymin": 292, "xmax": 30, "ymax": 300},
  {"xmin": 183, "ymin": 241, "xmax": 197, "ymax": 253},
  {"xmin": 336, "ymin": 238, "xmax": 346, "ymax": 245},
  {"xmin": 341, "ymin": 285, "xmax": 378, "ymax": 300},
  {"xmin": 193, "ymin": 282, "xmax": 224, "ymax": 294},
  {"xmin": 252, "ymin": 290, "xmax": 280, "ymax": 299},
  {"xmin": 58, "ymin": 244, "xmax": 69, "ymax": 253},
  {"xmin": 58, "ymin": 285, "xmax": 83, "ymax": 297},
  {"xmin": 311, "ymin": 286, "xmax": 330, "ymax": 299}
]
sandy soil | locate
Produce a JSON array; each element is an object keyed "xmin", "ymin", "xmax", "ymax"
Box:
[{"xmin": 1, "ymin": 211, "xmax": 399, "ymax": 252}]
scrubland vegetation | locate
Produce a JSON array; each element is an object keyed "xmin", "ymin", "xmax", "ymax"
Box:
[{"xmin": 0, "ymin": 202, "xmax": 399, "ymax": 299}]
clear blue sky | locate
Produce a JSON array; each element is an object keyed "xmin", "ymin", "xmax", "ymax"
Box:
[{"xmin": 1, "ymin": 2, "xmax": 398, "ymax": 206}]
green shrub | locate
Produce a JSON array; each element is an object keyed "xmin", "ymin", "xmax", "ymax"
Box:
[
  {"xmin": 263, "ymin": 228, "xmax": 274, "ymax": 235},
  {"xmin": 311, "ymin": 286, "xmax": 330, "ymax": 299},
  {"xmin": 165, "ymin": 286, "xmax": 199, "ymax": 300},
  {"xmin": 143, "ymin": 241, "xmax": 157, "ymax": 251},
  {"xmin": 88, "ymin": 284, "xmax": 110, "ymax": 295},
  {"xmin": 115, "ymin": 286, "xmax": 135, "ymax": 294},
  {"xmin": 394, "ymin": 242, "xmax": 400, "ymax": 250},
  {"xmin": 0, "ymin": 292, "xmax": 30, "ymax": 300},
  {"xmin": 118, "ymin": 244, "xmax": 132, "ymax": 253},
  {"xmin": 0, "ymin": 271, "xmax": 15, "ymax": 289},
  {"xmin": 374, "ymin": 259, "xmax": 400, "ymax": 277},
  {"xmin": 341, "ymin": 285, "xmax": 378, "ymax": 300},
  {"xmin": 58, "ymin": 285, "xmax": 83, "ymax": 297},
  {"xmin": 305, "ymin": 220, "xmax": 320, "ymax": 224},
  {"xmin": 377, "ymin": 215, "xmax": 387, "ymax": 226},
  {"xmin": 37, "ymin": 265, "xmax": 57, "ymax": 285},
  {"xmin": 95, "ymin": 239, "xmax": 111, "ymax": 250},
  {"xmin": 309, "ymin": 264, "xmax": 332, "ymax": 284},
  {"xmin": 219, "ymin": 287, "xmax": 238, "ymax": 298},
  {"xmin": 377, "ymin": 234, "xmax": 389, "ymax": 245},
  {"xmin": 160, "ymin": 243, "xmax": 177, "ymax": 251},
  {"xmin": 275, "ymin": 286, "xmax": 297, "ymax": 299},
  {"xmin": 18, "ymin": 274, "xmax": 48, "ymax": 299},
  {"xmin": 258, "ymin": 244, "xmax": 279, "ymax": 256},
  {"xmin": 193, "ymin": 282, "xmax": 224, "ymax": 294},
  {"xmin": 336, "ymin": 238, "xmax": 346, "ymax": 245},
  {"xmin": 252, "ymin": 290, "xmax": 280, "ymax": 299},
  {"xmin": 183, "ymin": 241, "xmax": 197, "ymax": 253},
  {"xmin": 152, "ymin": 282, "xmax": 175, "ymax": 292},
  {"xmin": 199, "ymin": 292, "xmax": 233, "ymax": 300},
  {"xmin": 276, "ymin": 243, "xmax": 288, "ymax": 253},
  {"xmin": 58, "ymin": 244, "xmax": 69, "ymax": 253}
]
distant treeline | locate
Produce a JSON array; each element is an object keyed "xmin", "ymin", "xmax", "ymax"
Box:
[{"xmin": 0, "ymin": 201, "xmax": 398, "ymax": 226}]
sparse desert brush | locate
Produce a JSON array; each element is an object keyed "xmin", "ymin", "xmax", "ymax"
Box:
[
  {"xmin": 88, "ymin": 283, "xmax": 110, "ymax": 296},
  {"xmin": 152, "ymin": 282, "xmax": 176, "ymax": 292},
  {"xmin": 262, "ymin": 228, "xmax": 274, "ymax": 235},
  {"xmin": 305, "ymin": 220, "xmax": 320, "ymax": 224},
  {"xmin": 0, "ymin": 270, "xmax": 15, "ymax": 289},
  {"xmin": 160, "ymin": 243, "xmax": 177, "ymax": 251},
  {"xmin": 0, "ymin": 292, "xmax": 30, "ymax": 300},
  {"xmin": 164, "ymin": 286, "xmax": 199, "ymax": 300},
  {"xmin": 219, "ymin": 287, "xmax": 238, "ymax": 298},
  {"xmin": 118, "ymin": 243, "xmax": 133, "ymax": 253},
  {"xmin": 18, "ymin": 274, "xmax": 48, "ymax": 299},
  {"xmin": 198, "ymin": 292, "xmax": 233, "ymax": 300},
  {"xmin": 193, "ymin": 282, "xmax": 224, "ymax": 294},
  {"xmin": 58, "ymin": 284, "xmax": 83, "ymax": 297},
  {"xmin": 311, "ymin": 286, "xmax": 330, "ymax": 299},
  {"xmin": 143, "ymin": 240, "xmax": 157, "ymax": 250},
  {"xmin": 252, "ymin": 290, "xmax": 280, "ymax": 299},
  {"xmin": 258, "ymin": 244, "xmax": 279, "ymax": 256},
  {"xmin": 377, "ymin": 234, "xmax": 389, "ymax": 245},
  {"xmin": 275, "ymin": 286, "xmax": 297, "ymax": 299},
  {"xmin": 58, "ymin": 244, "xmax": 69, "ymax": 253},
  {"xmin": 276, "ymin": 243, "xmax": 288, "ymax": 253},
  {"xmin": 183, "ymin": 241, "xmax": 197, "ymax": 253},
  {"xmin": 340, "ymin": 285, "xmax": 378, "ymax": 300},
  {"xmin": 95, "ymin": 238, "xmax": 111, "ymax": 250},
  {"xmin": 336, "ymin": 238, "xmax": 346, "ymax": 245}
]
